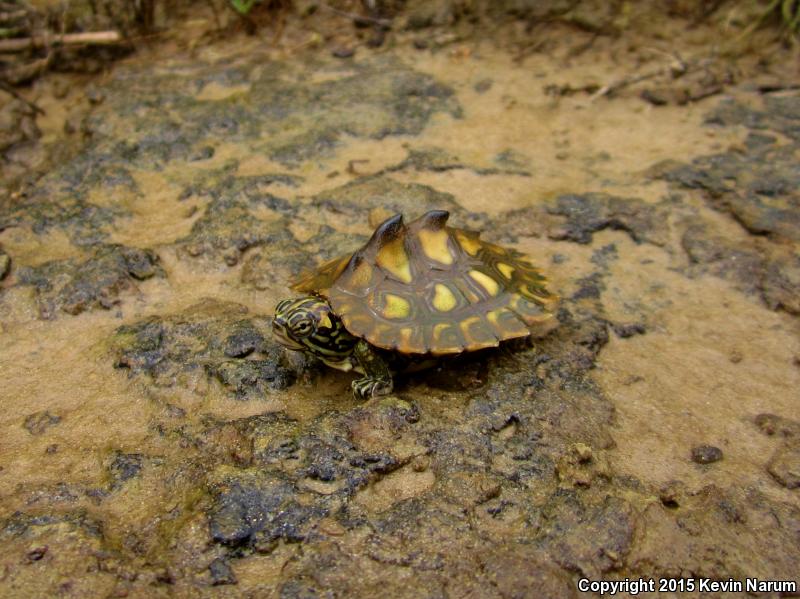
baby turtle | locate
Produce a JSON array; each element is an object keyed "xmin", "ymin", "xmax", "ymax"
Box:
[{"xmin": 273, "ymin": 210, "xmax": 558, "ymax": 399}]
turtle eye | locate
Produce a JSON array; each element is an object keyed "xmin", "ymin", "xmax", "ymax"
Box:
[{"xmin": 289, "ymin": 316, "xmax": 314, "ymax": 338}]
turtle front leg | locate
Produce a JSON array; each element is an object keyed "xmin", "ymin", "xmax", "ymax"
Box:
[{"xmin": 351, "ymin": 340, "xmax": 393, "ymax": 399}]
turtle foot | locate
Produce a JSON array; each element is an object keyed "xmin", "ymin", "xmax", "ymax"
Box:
[{"xmin": 351, "ymin": 377, "xmax": 393, "ymax": 400}]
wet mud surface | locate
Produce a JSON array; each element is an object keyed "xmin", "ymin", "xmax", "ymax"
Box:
[{"xmin": 1, "ymin": 17, "xmax": 799, "ymax": 598}]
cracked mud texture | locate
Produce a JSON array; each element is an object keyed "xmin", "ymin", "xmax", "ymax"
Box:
[
  {"xmin": 659, "ymin": 94, "xmax": 800, "ymax": 315},
  {"xmin": 1, "ymin": 10, "xmax": 799, "ymax": 599},
  {"xmin": 15, "ymin": 244, "xmax": 163, "ymax": 318}
]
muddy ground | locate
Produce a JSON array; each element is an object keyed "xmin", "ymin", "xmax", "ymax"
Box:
[{"xmin": 0, "ymin": 3, "xmax": 799, "ymax": 597}]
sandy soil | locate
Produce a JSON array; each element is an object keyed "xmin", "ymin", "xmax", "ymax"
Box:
[{"xmin": 0, "ymin": 5, "xmax": 798, "ymax": 597}]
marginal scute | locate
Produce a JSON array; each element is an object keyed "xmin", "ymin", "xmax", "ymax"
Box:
[
  {"xmin": 459, "ymin": 315, "xmax": 497, "ymax": 347},
  {"xmin": 432, "ymin": 322, "xmax": 451, "ymax": 344},
  {"xmin": 522, "ymin": 284, "xmax": 552, "ymax": 303},
  {"xmin": 290, "ymin": 209, "xmax": 558, "ymax": 354},
  {"xmin": 454, "ymin": 230, "xmax": 482, "ymax": 256},
  {"xmin": 497, "ymin": 262, "xmax": 515, "ymax": 279},
  {"xmin": 487, "ymin": 307, "xmax": 529, "ymax": 338},
  {"xmin": 291, "ymin": 255, "xmax": 349, "ymax": 293},
  {"xmin": 431, "ymin": 322, "xmax": 465, "ymax": 355},
  {"xmin": 469, "ymin": 269, "xmax": 500, "ymax": 297},
  {"xmin": 397, "ymin": 326, "xmax": 426, "ymax": 354}
]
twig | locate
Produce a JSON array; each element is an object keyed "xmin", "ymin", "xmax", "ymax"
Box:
[
  {"xmin": 757, "ymin": 81, "xmax": 800, "ymax": 93},
  {"xmin": 0, "ymin": 30, "xmax": 122, "ymax": 53},
  {"xmin": 318, "ymin": 3, "xmax": 391, "ymax": 28},
  {"xmin": 347, "ymin": 159, "xmax": 369, "ymax": 175},
  {"xmin": 0, "ymin": 79, "xmax": 44, "ymax": 114},
  {"xmin": 589, "ymin": 69, "xmax": 667, "ymax": 101},
  {"xmin": 0, "ymin": 10, "xmax": 28, "ymax": 23},
  {"xmin": 589, "ymin": 54, "xmax": 708, "ymax": 102}
]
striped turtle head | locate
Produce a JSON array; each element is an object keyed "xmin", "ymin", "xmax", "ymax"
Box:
[{"xmin": 272, "ymin": 296, "xmax": 357, "ymax": 360}]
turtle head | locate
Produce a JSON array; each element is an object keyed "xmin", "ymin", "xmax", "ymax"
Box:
[{"xmin": 272, "ymin": 296, "xmax": 357, "ymax": 359}]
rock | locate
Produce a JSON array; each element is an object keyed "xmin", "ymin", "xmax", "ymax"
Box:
[
  {"xmin": 680, "ymin": 220, "xmax": 800, "ymax": 315},
  {"xmin": 767, "ymin": 440, "xmax": 800, "ymax": 489},
  {"xmin": 15, "ymin": 244, "xmax": 164, "ymax": 318},
  {"xmin": 540, "ymin": 495, "xmax": 636, "ymax": 577},
  {"xmin": 26, "ymin": 546, "xmax": 47, "ymax": 562},
  {"xmin": 754, "ymin": 413, "xmax": 800, "ymax": 437},
  {"xmin": 111, "ymin": 300, "xmax": 299, "ymax": 400},
  {"xmin": 640, "ymin": 89, "xmax": 670, "ymax": 106},
  {"xmin": 331, "ymin": 47, "xmax": 355, "ymax": 59},
  {"xmin": 223, "ymin": 325, "xmax": 266, "ymax": 358},
  {"xmin": 107, "ymin": 451, "xmax": 144, "ymax": 490},
  {"xmin": 207, "ymin": 470, "xmax": 323, "ymax": 548},
  {"xmin": 546, "ymin": 193, "xmax": 669, "ymax": 245},
  {"xmin": 0, "ymin": 100, "xmax": 40, "ymax": 154},
  {"xmin": 663, "ymin": 100, "xmax": 800, "ymax": 243},
  {"xmin": 209, "ymin": 359, "xmax": 296, "ymax": 398},
  {"xmin": 208, "ymin": 558, "xmax": 237, "ymax": 585},
  {"xmin": 658, "ymin": 480, "xmax": 685, "ymax": 508},
  {"xmin": 0, "ymin": 248, "xmax": 9, "ymax": 280},
  {"xmin": 556, "ymin": 442, "xmax": 610, "ymax": 488},
  {"xmin": 691, "ymin": 445, "xmax": 723, "ymax": 464},
  {"xmin": 23, "ymin": 411, "xmax": 62, "ymax": 435},
  {"xmin": 612, "ymin": 322, "xmax": 646, "ymax": 338},
  {"xmin": 176, "ymin": 176, "xmax": 298, "ymax": 264},
  {"xmin": 474, "ymin": 78, "xmax": 493, "ymax": 93}
]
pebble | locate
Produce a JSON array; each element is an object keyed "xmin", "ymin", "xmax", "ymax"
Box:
[
  {"xmin": 209, "ymin": 558, "xmax": 237, "ymax": 586},
  {"xmin": 0, "ymin": 252, "xmax": 9, "ymax": 280},
  {"xmin": 691, "ymin": 445, "xmax": 723, "ymax": 464},
  {"xmin": 331, "ymin": 47, "xmax": 355, "ymax": 59}
]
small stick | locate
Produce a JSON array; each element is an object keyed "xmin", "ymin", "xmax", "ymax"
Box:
[
  {"xmin": 318, "ymin": 3, "xmax": 391, "ymax": 28},
  {"xmin": 589, "ymin": 55, "xmax": 709, "ymax": 102},
  {"xmin": 347, "ymin": 159, "xmax": 369, "ymax": 175},
  {"xmin": 0, "ymin": 30, "xmax": 122, "ymax": 53},
  {"xmin": 0, "ymin": 10, "xmax": 28, "ymax": 22},
  {"xmin": 589, "ymin": 69, "xmax": 667, "ymax": 101}
]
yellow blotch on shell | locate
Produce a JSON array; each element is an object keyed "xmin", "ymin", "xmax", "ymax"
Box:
[
  {"xmin": 382, "ymin": 293, "xmax": 411, "ymax": 319},
  {"xmin": 432, "ymin": 284, "xmax": 458, "ymax": 312},
  {"xmin": 486, "ymin": 309, "xmax": 503, "ymax": 328},
  {"xmin": 497, "ymin": 262, "xmax": 515, "ymax": 279},
  {"xmin": 455, "ymin": 231, "xmax": 482, "ymax": 256},
  {"xmin": 376, "ymin": 238, "xmax": 413, "ymax": 283},
  {"xmin": 398, "ymin": 327, "xmax": 414, "ymax": 349},
  {"xmin": 348, "ymin": 261, "xmax": 373, "ymax": 289},
  {"xmin": 469, "ymin": 269, "xmax": 500, "ymax": 296},
  {"xmin": 521, "ymin": 284, "xmax": 552, "ymax": 303},
  {"xmin": 432, "ymin": 322, "xmax": 454, "ymax": 344},
  {"xmin": 459, "ymin": 315, "xmax": 480, "ymax": 335},
  {"xmin": 418, "ymin": 229, "xmax": 454, "ymax": 265}
]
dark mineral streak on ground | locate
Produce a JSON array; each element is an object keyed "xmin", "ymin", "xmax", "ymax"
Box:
[{"xmin": 0, "ymin": 4, "xmax": 798, "ymax": 597}]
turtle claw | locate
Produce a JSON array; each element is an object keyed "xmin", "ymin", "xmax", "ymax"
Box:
[{"xmin": 352, "ymin": 377, "xmax": 393, "ymax": 400}]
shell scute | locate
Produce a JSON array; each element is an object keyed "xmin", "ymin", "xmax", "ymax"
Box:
[{"xmin": 291, "ymin": 210, "xmax": 558, "ymax": 354}]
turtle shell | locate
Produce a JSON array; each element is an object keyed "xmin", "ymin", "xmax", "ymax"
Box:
[{"xmin": 291, "ymin": 210, "xmax": 558, "ymax": 356}]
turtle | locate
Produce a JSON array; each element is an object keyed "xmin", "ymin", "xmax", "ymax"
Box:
[{"xmin": 272, "ymin": 209, "xmax": 559, "ymax": 399}]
